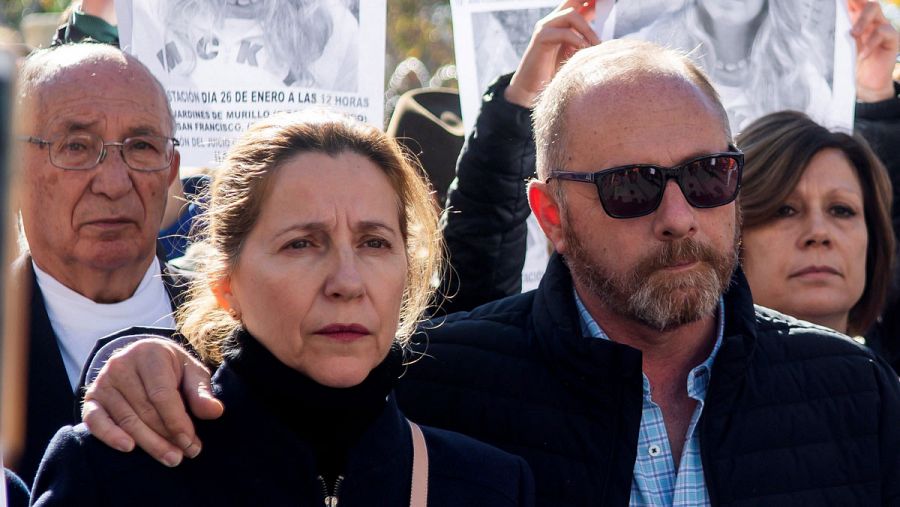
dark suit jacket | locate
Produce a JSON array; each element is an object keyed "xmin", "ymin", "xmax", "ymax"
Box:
[{"xmin": 11, "ymin": 252, "xmax": 186, "ymax": 485}]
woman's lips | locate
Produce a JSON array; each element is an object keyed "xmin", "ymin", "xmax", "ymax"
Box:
[
  {"xmin": 315, "ymin": 323, "xmax": 371, "ymax": 343},
  {"xmin": 790, "ymin": 265, "xmax": 841, "ymax": 278}
]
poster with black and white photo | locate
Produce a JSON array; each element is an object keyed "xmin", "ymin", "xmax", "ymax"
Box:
[
  {"xmin": 450, "ymin": 0, "xmax": 615, "ymax": 133},
  {"xmin": 451, "ymin": 0, "xmax": 555, "ymax": 131},
  {"xmin": 606, "ymin": 0, "xmax": 854, "ymax": 131},
  {"xmin": 453, "ymin": 0, "xmax": 853, "ymax": 134},
  {"xmin": 117, "ymin": 0, "xmax": 385, "ymax": 167}
]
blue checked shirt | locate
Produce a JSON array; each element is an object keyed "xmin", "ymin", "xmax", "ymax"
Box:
[{"xmin": 574, "ymin": 291, "xmax": 724, "ymax": 507}]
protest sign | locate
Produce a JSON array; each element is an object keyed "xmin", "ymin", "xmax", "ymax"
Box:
[
  {"xmin": 452, "ymin": 0, "xmax": 853, "ymax": 134},
  {"xmin": 605, "ymin": 0, "xmax": 854, "ymax": 131},
  {"xmin": 451, "ymin": 0, "xmax": 555, "ymax": 131},
  {"xmin": 117, "ymin": 0, "xmax": 385, "ymax": 167}
]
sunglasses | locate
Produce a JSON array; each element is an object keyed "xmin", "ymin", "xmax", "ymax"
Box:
[{"xmin": 547, "ymin": 151, "xmax": 743, "ymax": 219}]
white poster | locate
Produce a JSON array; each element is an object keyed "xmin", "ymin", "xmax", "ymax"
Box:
[
  {"xmin": 117, "ymin": 0, "xmax": 386, "ymax": 167},
  {"xmin": 452, "ymin": 0, "xmax": 853, "ymax": 134},
  {"xmin": 451, "ymin": 0, "xmax": 556, "ymax": 132},
  {"xmin": 606, "ymin": 0, "xmax": 854, "ymax": 132}
]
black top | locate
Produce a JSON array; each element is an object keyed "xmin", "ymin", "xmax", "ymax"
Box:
[
  {"xmin": 227, "ymin": 329, "xmax": 398, "ymax": 485},
  {"xmin": 31, "ymin": 331, "xmax": 534, "ymax": 506}
]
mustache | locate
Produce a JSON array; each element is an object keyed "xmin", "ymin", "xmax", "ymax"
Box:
[{"xmin": 634, "ymin": 238, "xmax": 722, "ymax": 278}]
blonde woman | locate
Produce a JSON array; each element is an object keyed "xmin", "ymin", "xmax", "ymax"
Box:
[{"xmin": 31, "ymin": 112, "xmax": 533, "ymax": 506}]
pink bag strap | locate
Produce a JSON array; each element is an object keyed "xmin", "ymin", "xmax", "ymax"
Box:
[{"xmin": 407, "ymin": 420, "xmax": 429, "ymax": 507}]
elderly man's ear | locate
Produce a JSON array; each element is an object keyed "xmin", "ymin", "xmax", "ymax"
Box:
[
  {"xmin": 528, "ymin": 180, "xmax": 567, "ymax": 255},
  {"xmin": 167, "ymin": 150, "xmax": 181, "ymax": 186}
]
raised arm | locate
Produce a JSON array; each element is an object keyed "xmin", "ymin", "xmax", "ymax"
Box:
[{"xmin": 438, "ymin": 1, "xmax": 598, "ymax": 314}]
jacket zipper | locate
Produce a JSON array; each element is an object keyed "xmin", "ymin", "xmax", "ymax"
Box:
[{"xmin": 318, "ymin": 475, "xmax": 344, "ymax": 507}]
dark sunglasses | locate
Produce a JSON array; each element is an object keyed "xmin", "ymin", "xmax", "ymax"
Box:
[{"xmin": 547, "ymin": 151, "xmax": 743, "ymax": 219}]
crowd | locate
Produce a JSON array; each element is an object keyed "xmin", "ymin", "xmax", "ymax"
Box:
[{"xmin": 1, "ymin": 0, "xmax": 900, "ymax": 506}]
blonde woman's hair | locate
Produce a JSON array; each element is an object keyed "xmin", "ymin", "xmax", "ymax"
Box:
[{"xmin": 178, "ymin": 110, "xmax": 443, "ymax": 364}]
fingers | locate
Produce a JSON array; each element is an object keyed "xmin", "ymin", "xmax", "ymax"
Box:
[
  {"xmin": 535, "ymin": 26, "xmax": 593, "ymax": 53},
  {"xmin": 183, "ymin": 358, "xmax": 224, "ymax": 421},
  {"xmin": 852, "ymin": 1, "xmax": 897, "ymax": 60},
  {"xmin": 86, "ymin": 382, "xmax": 186, "ymax": 467},
  {"xmin": 81, "ymin": 338, "xmax": 213, "ymax": 466},
  {"xmin": 851, "ymin": 0, "xmax": 887, "ymax": 38},
  {"xmin": 135, "ymin": 354, "xmax": 201, "ymax": 459},
  {"xmin": 81, "ymin": 399, "xmax": 135, "ymax": 453},
  {"xmin": 540, "ymin": 8, "xmax": 601, "ymax": 47},
  {"xmin": 860, "ymin": 23, "xmax": 898, "ymax": 59},
  {"xmin": 848, "ymin": 0, "xmax": 866, "ymax": 16}
]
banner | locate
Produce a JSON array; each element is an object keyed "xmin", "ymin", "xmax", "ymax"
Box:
[
  {"xmin": 452, "ymin": 0, "xmax": 853, "ymax": 133},
  {"xmin": 605, "ymin": 0, "xmax": 854, "ymax": 131},
  {"xmin": 117, "ymin": 0, "xmax": 386, "ymax": 167}
]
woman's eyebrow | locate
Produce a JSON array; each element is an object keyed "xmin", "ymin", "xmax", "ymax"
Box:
[
  {"xmin": 272, "ymin": 222, "xmax": 329, "ymax": 238},
  {"xmin": 356, "ymin": 221, "xmax": 397, "ymax": 235}
]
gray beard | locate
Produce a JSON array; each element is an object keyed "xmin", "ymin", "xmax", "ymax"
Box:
[{"xmin": 563, "ymin": 223, "xmax": 739, "ymax": 332}]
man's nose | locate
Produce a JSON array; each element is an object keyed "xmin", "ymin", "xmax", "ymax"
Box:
[
  {"xmin": 90, "ymin": 146, "xmax": 134, "ymax": 199},
  {"xmin": 651, "ymin": 180, "xmax": 697, "ymax": 240}
]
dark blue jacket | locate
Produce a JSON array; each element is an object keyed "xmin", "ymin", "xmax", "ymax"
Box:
[
  {"xmin": 5, "ymin": 469, "xmax": 28, "ymax": 507},
  {"xmin": 31, "ymin": 355, "xmax": 534, "ymax": 506},
  {"xmin": 397, "ymin": 255, "xmax": 900, "ymax": 506}
]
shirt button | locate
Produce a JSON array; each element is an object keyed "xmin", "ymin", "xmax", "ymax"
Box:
[{"xmin": 648, "ymin": 445, "xmax": 661, "ymax": 457}]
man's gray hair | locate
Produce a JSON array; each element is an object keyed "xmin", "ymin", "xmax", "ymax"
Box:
[
  {"xmin": 532, "ymin": 39, "xmax": 731, "ymax": 180},
  {"xmin": 17, "ymin": 43, "xmax": 175, "ymax": 133}
]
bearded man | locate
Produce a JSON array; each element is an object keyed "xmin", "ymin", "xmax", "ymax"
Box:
[{"xmin": 74, "ymin": 39, "xmax": 900, "ymax": 506}]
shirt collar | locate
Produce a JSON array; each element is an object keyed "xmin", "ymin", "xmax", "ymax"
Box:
[{"xmin": 573, "ymin": 289, "xmax": 725, "ymax": 401}]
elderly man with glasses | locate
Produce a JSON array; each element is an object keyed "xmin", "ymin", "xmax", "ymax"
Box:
[
  {"xmin": 11, "ymin": 42, "xmax": 182, "ymax": 484},
  {"xmin": 73, "ymin": 18, "xmax": 900, "ymax": 507}
]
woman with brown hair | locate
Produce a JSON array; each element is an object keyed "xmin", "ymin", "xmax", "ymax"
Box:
[
  {"xmin": 737, "ymin": 110, "xmax": 896, "ymax": 363},
  {"xmin": 30, "ymin": 111, "xmax": 534, "ymax": 506}
]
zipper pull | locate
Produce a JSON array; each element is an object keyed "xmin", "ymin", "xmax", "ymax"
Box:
[{"xmin": 318, "ymin": 474, "xmax": 344, "ymax": 507}]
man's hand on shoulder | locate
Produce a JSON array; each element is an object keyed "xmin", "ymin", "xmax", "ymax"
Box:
[{"xmin": 81, "ymin": 338, "xmax": 223, "ymax": 467}]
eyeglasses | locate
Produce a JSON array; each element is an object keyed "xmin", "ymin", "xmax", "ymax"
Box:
[
  {"xmin": 547, "ymin": 151, "xmax": 743, "ymax": 219},
  {"xmin": 19, "ymin": 133, "xmax": 179, "ymax": 172}
]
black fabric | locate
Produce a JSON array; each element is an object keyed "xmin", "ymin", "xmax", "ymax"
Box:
[
  {"xmin": 438, "ymin": 73, "xmax": 534, "ymax": 315},
  {"xmin": 31, "ymin": 341, "xmax": 534, "ymax": 506},
  {"xmin": 12, "ymin": 251, "xmax": 187, "ymax": 485},
  {"xmin": 4, "ymin": 469, "xmax": 29, "ymax": 507},
  {"xmin": 227, "ymin": 328, "xmax": 397, "ymax": 484},
  {"xmin": 857, "ymin": 82, "xmax": 900, "ymax": 372},
  {"xmin": 396, "ymin": 254, "xmax": 900, "ymax": 506},
  {"xmin": 855, "ymin": 82, "xmax": 900, "ymax": 232}
]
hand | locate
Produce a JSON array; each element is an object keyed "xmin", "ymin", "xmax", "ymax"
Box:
[
  {"xmin": 505, "ymin": 0, "xmax": 600, "ymax": 108},
  {"xmin": 80, "ymin": 0, "xmax": 118, "ymax": 24},
  {"xmin": 81, "ymin": 338, "xmax": 224, "ymax": 467},
  {"xmin": 849, "ymin": 0, "xmax": 898, "ymax": 102}
]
